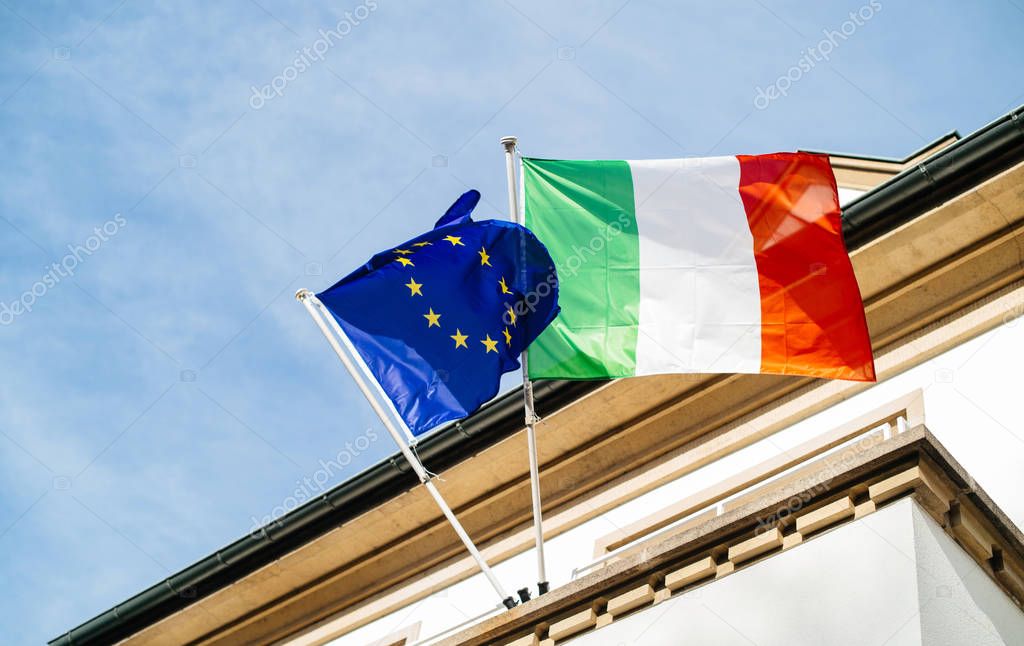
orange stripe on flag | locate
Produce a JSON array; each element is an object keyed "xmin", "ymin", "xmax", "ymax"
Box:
[{"xmin": 737, "ymin": 153, "xmax": 875, "ymax": 381}]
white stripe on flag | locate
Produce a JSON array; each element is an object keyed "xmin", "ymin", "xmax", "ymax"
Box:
[{"xmin": 628, "ymin": 157, "xmax": 763, "ymax": 375}]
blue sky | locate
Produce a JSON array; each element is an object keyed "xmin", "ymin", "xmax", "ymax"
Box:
[{"xmin": 0, "ymin": 1, "xmax": 1022, "ymax": 642}]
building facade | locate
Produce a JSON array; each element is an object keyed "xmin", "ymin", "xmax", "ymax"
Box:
[{"xmin": 52, "ymin": 106, "xmax": 1024, "ymax": 645}]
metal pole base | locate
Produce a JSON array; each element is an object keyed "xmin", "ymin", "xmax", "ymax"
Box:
[
  {"xmin": 537, "ymin": 581, "xmax": 550, "ymax": 595},
  {"xmin": 502, "ymin": 596, "xmax": 518, "ymax": 610}
]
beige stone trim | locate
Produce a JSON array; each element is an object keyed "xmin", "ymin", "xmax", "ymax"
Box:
[
  {"xmin": 995, "ymin": 556, "xmax": 1024, "ymax": 605},
  {"xmin": 951, "ymin": 500, "xmax": 997, "ymax": 563},
  {"xmin": 606, "ymin": 584, "xmax": 655, "ymax": 617},
  {"xmin": 795, "ymin": 497, "xmax": 855, "ymax": 536},
  {"xmin": 361, "ymin": 621, "xmax": 420, "ymax": 646},
  {"xmin": 593, "ymin": 391, "xmax": 920, "ymax": 559},
  {"xmin": 664, "ymin": 557, "xmax": 716, "ymax": 591},
  {"xmin": 499, "ymin": 633, "xmax": 538, "ymax": 646},
  {"xmin": 728, "ymin": 528, "xmax": 783, "ymax": 564},
  {"xmin": 546, "ymin": 608, "xmax": 596, "ymax": 641},
  {"xmin": 439, "ymin": 429, "xmax": 1024, "ymax": 645}
]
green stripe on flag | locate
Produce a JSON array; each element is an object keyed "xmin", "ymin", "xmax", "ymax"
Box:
[{"xmin": 522, "ymin": 158, "xmax": 640, "ymax": 379}]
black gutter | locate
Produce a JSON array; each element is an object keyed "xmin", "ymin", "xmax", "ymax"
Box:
[
  {"xmin": 801, "ymin": 129, "xmax": 959, "ymax": 165},
  {"xmin": 843, "ymin": 107, "xmax": 1024, "ymax": 248},
  {"xmin": 50, "ymin": 104, "xmax": 1024, "ymax": 646}
]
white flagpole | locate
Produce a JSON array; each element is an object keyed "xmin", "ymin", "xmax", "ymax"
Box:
[
  {"xmin": 500, "ymin": 135, "xmax": 549, "ymax": 595},
  {"xmin": 296, "ymin": 289, "xmax": 517, "ymax": 609}
]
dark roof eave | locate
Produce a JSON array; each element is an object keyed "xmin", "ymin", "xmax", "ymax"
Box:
[
  {"xmin": 50, "ymin": 104, "xmax": 1024, "ymax": 646},
  {"xmin": 800, "ymin": 129, "xmax": 960, "ymax": 165}
]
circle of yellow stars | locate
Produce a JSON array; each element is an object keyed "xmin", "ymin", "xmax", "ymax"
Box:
[{"xmin": 391, "ymin": 234, "xmax": 516, "ymax": 355}]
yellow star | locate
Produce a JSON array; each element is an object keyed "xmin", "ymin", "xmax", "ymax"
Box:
[
  {"xmin": 405, "ymin": 278, "xmax": 423, "ymax": 296},
  {"xmin": 450, "ymin": 328, "xmax": 468, "ymax": 348},
  {"xmin": 478, "ymin": 247, "xmax": 491, "ymax": 266},
  {"xmin": 412, "ymin": 241, "xmax": 432, "ymax": 247},
  {"xmin": 506, "ymin": 305, "xmax": 517, "ymax": 327},
  {"xmin": 395, "ymin": 257, "xmax": 414, "ymax": 267},
  {"xmin": 503, "ymin": 327, "xmax": 512, "ymax": 346},
  {"xmin": 498, "ymin": 276, "xmax": 511, "ymax": 294},
  {"xmin": 481, "ymin": 334, "xmax": 498, "ymax": 353},
  {"xmin": 443, "ymin": 235, "xmax": 464, "ymax": 246},
  {"xmin": 394, "ymin": 248, "xmax": 413, "ymax": 255},
  {"xmin": 423, "ymin": 308, "xmax": 441, "ymax": 327}
]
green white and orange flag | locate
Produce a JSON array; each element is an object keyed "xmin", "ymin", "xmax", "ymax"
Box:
[{"xmin": 521, "ymin": 153, "xmax": 875, "ymax": 382}]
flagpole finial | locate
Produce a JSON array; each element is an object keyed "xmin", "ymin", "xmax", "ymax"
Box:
[
  {"xmin": 295, "ymin": 288, "xmax": 313, "ymax": 301},
  {"xmin": 500, "ymin": 135, "xmax": 518, "ymax": 151}
]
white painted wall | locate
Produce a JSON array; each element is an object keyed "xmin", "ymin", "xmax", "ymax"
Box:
[
  {"xmin": 566, "ymin": 499, "xmax": 1024, "ymax": 645},
  {"xmin": 913, "ymin": 507, "xmax": 1024, "ymax": 645}
]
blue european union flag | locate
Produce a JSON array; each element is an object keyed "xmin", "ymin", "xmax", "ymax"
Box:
[{"xmin": 317, "ymin": 190, "xmax": 560, "ymax": 436}]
